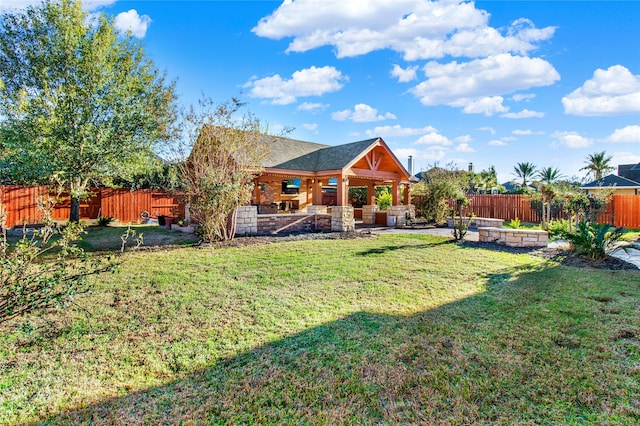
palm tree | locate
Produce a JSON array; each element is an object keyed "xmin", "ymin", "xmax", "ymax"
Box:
[
  {"xmin": 581, "ymin": 151, "xmax": 614, "ymax": 180},
  {"xmin": 537, "ymin": 167, "xmax": 563, "ymax": 185},
  {"xmin": 536, "ymin": 167, "xmax": 563, "ymax": 227},
  {"xmin": 513, "ymin": 162, "xmax": 537, "ymax": 186}
]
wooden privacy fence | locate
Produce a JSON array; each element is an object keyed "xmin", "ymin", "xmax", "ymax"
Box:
[
  {"xmin": 0, "ymin": 186, "xmax": 184, "ymax": 228},
  {"xmin": 412, "ymin": 194, "xmax": 640, "ymax": 228}
]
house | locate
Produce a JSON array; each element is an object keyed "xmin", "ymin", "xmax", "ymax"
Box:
[
  {"xmin": 251, "ymin": 136, "xmax": 412, "ymax": 213},
  {"xmin": 581, "ymin": 174, "xmax": 640, "ymax": 196}
]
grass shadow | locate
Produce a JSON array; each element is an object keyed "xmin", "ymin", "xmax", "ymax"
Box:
[{"xmin": 39, "ymin": 263, "xmax": 640, "ymax": 425}]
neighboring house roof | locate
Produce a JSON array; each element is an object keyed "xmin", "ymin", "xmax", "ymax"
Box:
[
  {"xmin": 581, "ymin": 174, "xmax": 640, "ymax": 189},
  {"xmin": 501, "ymin": 181, "xmax": 536, "ymax": 191},
  {"xmin": 618, "ymin": 163, "xmax": 640, "ymax": 184}
]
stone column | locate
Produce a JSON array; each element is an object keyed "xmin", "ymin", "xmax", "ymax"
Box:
[
  {"xmin": 362, "ymin": 204, "xmax": 378, "ymax": 225},
  {"xmin": 235, "ymin": 206, "xmax": 257, "ymax": 235},
  {"xmin": 387, "ymin": 205, "xmax": 407, "ymax": 227},
  {"xmin": 331, "ymin": 206, "xmax": 355, "ymax": 232}
]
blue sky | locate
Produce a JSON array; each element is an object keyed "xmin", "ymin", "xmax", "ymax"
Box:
[{"xmin": 3, "ymin": 0, "xmax": 639, "ymax": 183}]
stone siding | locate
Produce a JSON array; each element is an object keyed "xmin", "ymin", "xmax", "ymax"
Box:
[{"xmin": 478, "ymin": 227, "xmax": 548, "ymax": 247}]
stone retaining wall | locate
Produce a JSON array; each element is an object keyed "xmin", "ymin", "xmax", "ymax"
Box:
[
  {"xmin": 447, "ymin": 216, "xmax": 504, "ymax": 229},
  {"xmin": 478, "ymin": 227, "xmax": 548, "ymax": 247},
  {"xmin": 257, "ymin": 213, "xmax": 331, "ymax": 234}
]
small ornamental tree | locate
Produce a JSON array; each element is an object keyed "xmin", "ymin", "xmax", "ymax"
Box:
[{"xmin": 177, "ymin": 98, "xmax": 272, "ymax": 242}]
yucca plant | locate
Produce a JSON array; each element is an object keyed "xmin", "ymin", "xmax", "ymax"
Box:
[{"xmin": 563, "ymin": 221, "xmax": 626, "ymax": 260}]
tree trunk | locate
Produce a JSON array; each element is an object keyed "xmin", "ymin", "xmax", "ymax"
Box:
[{"xmin": 70, "ymin": 196, "xmax": 81, "ymax": 223}]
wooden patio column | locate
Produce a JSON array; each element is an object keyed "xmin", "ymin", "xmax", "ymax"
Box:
[
  {"xmin": 252, "ymin": 178, "xmax": 261, "ymax": 205},
  {"xmin": 312, "ymin": 179, "xmax": 323, "ymax": 205},
  {"xmin": 392, "ymin": 180, "xmax": 400, "ymax": 206},
  {"xmin": 337, "ymin": 174, "xmax": 348, "ymax": 206},
  {"xmin": 367, "ymin": 181, "xmax": 376, "ymax": 205},
  {"xmin": 403, "ymin": 183, "xmax": 411, "ymax": 205}
]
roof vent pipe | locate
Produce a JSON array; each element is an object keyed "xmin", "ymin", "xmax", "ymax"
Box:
[{"xmin": 408, "ymin": 156, "xmax": 414, "ymax": 176}]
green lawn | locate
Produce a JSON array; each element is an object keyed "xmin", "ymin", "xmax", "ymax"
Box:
[{"xmin": 1, "ymin": 233, "xmax": 639, "ymax": 424}]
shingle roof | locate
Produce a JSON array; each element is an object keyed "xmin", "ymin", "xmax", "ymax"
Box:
[
  {"xmin": 268, "ymin": 138, "xmax": 379, "ymax": 172},
  {"xmin": 581, "ymin": 174, "xmax": 640, "ymax": 188},
  {"xmin": 261, "ymin": 136, "xmax": 329, "ymax": 168}
]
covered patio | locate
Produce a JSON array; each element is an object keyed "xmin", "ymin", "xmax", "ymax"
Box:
[{"xmin": 237, "ymin": 137, "xmax": 413, "ymax": 235}]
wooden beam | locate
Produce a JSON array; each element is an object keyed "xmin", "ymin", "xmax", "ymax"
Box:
[{"xmin": 348, "ymin": 168, "xmax": 399, "ymax": 180}]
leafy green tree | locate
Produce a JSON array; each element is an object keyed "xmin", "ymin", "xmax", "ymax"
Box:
[
  {"xmin": 580, "ymin": 151, "xmax": 614, "ymax": 181},
  {"xmin": 513, "ymin": 162, "xmax": 537, "ymax": 187},
  {"xmin": 0, "ymin": 0, "xmax": 177, "ymax": 222}
]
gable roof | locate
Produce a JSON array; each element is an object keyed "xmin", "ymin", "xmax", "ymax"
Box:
[{"xmin": 581, "ymin": 174, "xmax": 640, "ymax": 189}]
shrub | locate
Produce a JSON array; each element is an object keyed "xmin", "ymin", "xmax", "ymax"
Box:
[
  {"xmin": 547, "ymin": 219, "xmax": 571, "ymax": 239},
  {"xmin": 376, "ymin": 190, "xmax": 393, "ymax": 211},
  {"xmin": 508, "ymin": 218, "xmax": 521, "ymax": 229},
  {"xmin": 563, "ymin": 221, "xmax": 626, "ymax": 260},
  {"xmin": 96, "ymin": 216, "xmax": 114, "ymax": 227},
  {"xmin": 1, "ymin": 190, "xmax": 141, "ymax": 324}
]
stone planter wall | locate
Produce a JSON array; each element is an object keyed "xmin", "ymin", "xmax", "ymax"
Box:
[
  {"xmin": 478, "ymin": 227, "xmax": 548, "ymax": 247},
  {"xmin": 447, "ymin": 216, "xmax": 504, "ymax": 229}
]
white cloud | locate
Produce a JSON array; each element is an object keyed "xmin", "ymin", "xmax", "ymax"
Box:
[
  {"xmin": 331, "ymin": 103, "xmax": 396, "ymax": 122},
  {"xmin": 512, "ymin": 93, "xmax": 536, "ymax": 102},
  {"xmin": 395, "ymin": 146, "xmax": 448, "ymax": 162},
  {"xmin": 114, "ymin": 9, "xmax": 151, "ymax": 39},
  {"xmin": 415, "ymin": 132, "xmax": 452, "ymax": 146},
  {"xmin": 455, "ymin": 135, "xmax": 472, "ymax": 143},
  {"xmin": 452, "ymin": 96, "xmax": 508, "ymax": 116},
  {"xmin": 611, "ymin": 151, "xmax": 640, "ymax": 166},
  {"xmin": 479, "ymin": 126, "xmax": 496, "ymax": 135},
  {"xmin": 552, "ymin": 131, "xmax": 593, "ymax": 149},
  {"xmin": 365, "ymin": 124, "xmax": 437, "ymax": 138},
  {"xmin": 501, "ymin": 109, "xmax": 545, "ymax": 119},
  {"xmin": 252, "ymin": 0, "xmax": 555, "ymax": 60},
  {"xmin": 512, "ymin": 129, "xmax": 544, "ymax": 136},
  {"xmin": 455, "ymin": 142, "xmax": 475, "ymax": 152},
  {"xmin": 391, "ymin": 64, "xmax": 418, "ymax": 82},
  {"xmin": 488, "ymin": 140, "xmax": 508, "ymax": 146},
  {"xmin": 244, "ymin": 66, "xmax": 346, "ymax": 105},
  {"xmin": 410, "ymin": 54, "xmax": 559, "ymax": 107},
  {"xmin": 297, "ymin": 102, "xmax": 330, "ymax": 112},
  {"xmin": 605, "ymin": 125, "xmax": 640, "ymax": 143},
  {"xmin": 562, "ymin": 65, "xmax": 640, "ymax": 116},
  {"xmin": 302, "ymin": 123, "xmax": 318, "ymax": 131},
  {"xmin": 0, "ymin": 0, "xmax": 115, "ymax": 12}
]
